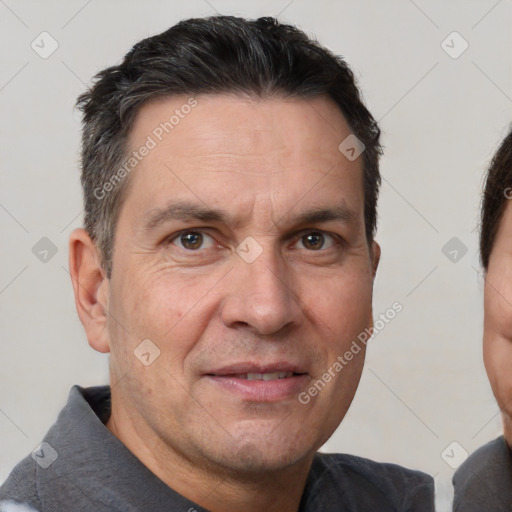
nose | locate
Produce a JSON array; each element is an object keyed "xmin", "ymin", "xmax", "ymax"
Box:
[{"xmin": 220, "ymin": 246, "xmax": 302, "ymax": 336}]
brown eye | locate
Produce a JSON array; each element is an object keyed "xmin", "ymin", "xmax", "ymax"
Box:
[
  {"xmin": 174, "ymin": 231, "xmax": 213, "ymax": 250},
  {"xmin": 301, "ymin": 232, "xmax": 325, "ymax": 250}
]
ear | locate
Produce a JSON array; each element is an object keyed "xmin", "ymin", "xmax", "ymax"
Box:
[
  {"xmin": 371, "ymin": 241, "xmax": 381, "ymax": 279},
  {"xmin": 367, "ymin": 241, "xmax": 381, "ymax": 336},
  {"xmin": 69, "ymin": 228, "xmax": 110, "ymax": 353}
]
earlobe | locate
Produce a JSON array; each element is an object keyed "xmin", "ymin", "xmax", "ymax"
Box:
[{"xmin": 68, "ymin": 228, "xmax": 111, "ymax": 353}]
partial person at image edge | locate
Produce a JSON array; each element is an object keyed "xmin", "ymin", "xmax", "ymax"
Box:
[{"xmin": 452, "ymin": 128, "xmax": 512, "ymax": 511}]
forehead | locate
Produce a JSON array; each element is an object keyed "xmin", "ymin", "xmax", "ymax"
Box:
[{"xmin": 121, "ymin": 93, "xmax": 364, "ymax": 223}]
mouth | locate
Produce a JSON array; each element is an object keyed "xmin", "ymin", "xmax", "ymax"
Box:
[
  {"xmin": 228, "ymin": 371, "xmax": 297, "ymax": 380},
  {"xmin": 204, "ymin": 364, "xmax": 309, "ymax": 402}
]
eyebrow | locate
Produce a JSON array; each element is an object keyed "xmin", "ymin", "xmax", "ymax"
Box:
[
  {"xmin": 142, "ymin": 201, "xmax": 356, "ymax": 232},
  {"xmin": 143, "ymin": 201, "xmax": 227, "ymax": 231},
  {"xmin": 292, "ymin": 206, "xmax": 356, "ymax": 226}
]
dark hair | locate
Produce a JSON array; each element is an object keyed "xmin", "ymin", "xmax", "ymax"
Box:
[
  {"xmin": 481, "ymin": 127, "xmax": 512, "ymax": 269},
  {"xmin": 76, "ymin": 15, "xmax": 382, "ymax": 278}
]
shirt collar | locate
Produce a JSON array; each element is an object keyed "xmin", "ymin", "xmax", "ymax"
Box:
[{"xmin": 37, "ymin": 385, "xmax": 209, "ymax": 511}]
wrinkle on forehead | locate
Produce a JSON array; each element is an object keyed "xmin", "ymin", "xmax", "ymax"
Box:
[
  {"xmin": 129, "ymin": 93, "xmax": 352, "ymax": 162},
  {"xmin": 120, "ymin": 93, "xmax": 365, "ymax": 237}
]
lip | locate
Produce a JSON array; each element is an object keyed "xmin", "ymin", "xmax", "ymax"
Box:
[
  {"xmin": 204, "ymin": 362, "xmax": 309, "ymax": 402},
  {"xmin": 207, "ymin": 362, "xmax": 305, "ymax": 375}
]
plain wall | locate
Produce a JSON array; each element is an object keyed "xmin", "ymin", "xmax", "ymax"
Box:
[{"xmin": 1, "ymin": 1, "xmax": 511, "ymax": 510}]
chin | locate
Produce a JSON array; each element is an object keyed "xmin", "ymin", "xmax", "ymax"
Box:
[{"xmin": 208, "ymin": 435, "xmax": 314, "ymax": 475}]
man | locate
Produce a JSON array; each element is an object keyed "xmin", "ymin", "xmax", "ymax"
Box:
[
  {"xmin": 0, "ymin": 16, "xmax": 434, "ymax": 511},
  {"xmin": 453, "ymin": 128, "xmax": 512, "ymax": 511}
]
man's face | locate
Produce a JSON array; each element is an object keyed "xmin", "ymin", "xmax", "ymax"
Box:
[
  {"xmin": 484, "ymin": 200, "xmax": 512, "ymax": 445},
  {"xmin": 101, "ymin": 94, "xmax": 378, "ymax": 473}
]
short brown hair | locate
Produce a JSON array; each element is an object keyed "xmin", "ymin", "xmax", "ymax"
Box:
[{"xmin": 480, "ymin": 127, "xmax": 512, "ymax": 269}]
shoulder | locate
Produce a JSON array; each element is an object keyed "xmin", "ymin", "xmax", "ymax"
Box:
[
  {"xmin": 453, "ymin": 436, "xmax": 512, "ymax": 511},
  {"xmin": 454, "ymin": 436, "xmax": 508, "ymax": 482},
  {"xmin": 0, "ymin": 455, "xmax": 41, "ymax": 510},
  {"xmin": 302, "ymin": 452, "xmax": 434, "ymax": 511},
  {"xmin": 318, "ymin": 451, "xmax": 432, "ymax": 482},
  {"xmin": 0, "ymin": 385, "xmax": 109, "ymax": 512},
  {"xmin": 314, "ymin": 452, "xmax": 434, "ymax": 491}
]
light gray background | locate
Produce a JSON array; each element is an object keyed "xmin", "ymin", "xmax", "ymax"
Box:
[{"xmin": 1, "ymin": 1, "xmax": 511, "ymax": 510}]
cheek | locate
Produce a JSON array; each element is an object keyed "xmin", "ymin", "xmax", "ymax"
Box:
[
  {"xmin": 124, "ymin": 272, "xmax": 225, "ymax": 368},
  {"xmin": 484, "ymin": 282, "xmax": 512, "ymax": 413},
  {"xmin": 107, "ymin": 273, "xmax": 218, "ymax": 410},
  {"xmin": 484, "ymin": 333, "xmax": 512, "ymax": 415},
  {"xmin": 304, "ymin": 273, "xmax": 373, "ymax": 336}
]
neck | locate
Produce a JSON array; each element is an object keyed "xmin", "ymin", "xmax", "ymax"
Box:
[
  {"xmin": 106, "ymin": 399, "xmax": 314, "ymax": 512},
  {"xmin": 503, "ymin": 413, "xmax": 512, "ymax": 449}
]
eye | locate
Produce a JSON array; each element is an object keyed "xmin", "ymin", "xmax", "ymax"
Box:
[
  {"xmin": 295, "ymin": 231, "xmax": 336, "ymax": 251},
  {"xmin": 172, "ymin": 231, "xmax": 215, "ymax": 251}
]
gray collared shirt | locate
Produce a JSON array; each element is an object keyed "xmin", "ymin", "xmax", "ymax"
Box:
[
  {"xmin": 453, "ymin": 435, "xmax": 512, "ymax": 511},
  {"xmin": 0, "ymin": 385, "xmax": 434, "ymax": 511}
]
